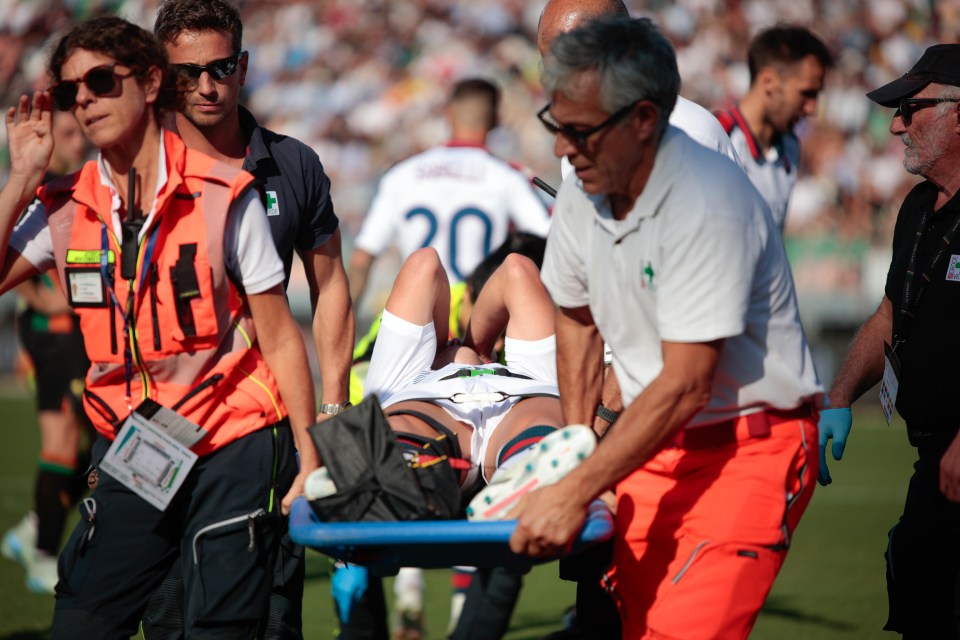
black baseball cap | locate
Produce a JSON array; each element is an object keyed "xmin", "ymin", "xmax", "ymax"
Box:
[{"xmin": 867, "ymin": 44, "xmax": 960, "ymax": 107}]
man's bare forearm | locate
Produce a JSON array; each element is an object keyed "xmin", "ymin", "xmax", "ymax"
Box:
[
  {"xmin": 828, "ymin": 296, "xmax": 893, "ymax": 408},
  {"xmin": 304, "ymin": 234, "xmax": 354, "ymax": 405},
  {"xmin": 248, "ymin": 287, "xmax": 318, "ymax": 464},
  {"xmin": 556, "ymin": 305, "xmax": 604, "ymax": 426}
]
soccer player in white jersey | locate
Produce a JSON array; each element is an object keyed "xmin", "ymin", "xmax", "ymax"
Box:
[
  {"xmin": 716, "ymin": 25, "xmax": 833, "ymax": 232},
  {"xmin": 348, "ymin": 78, "xmax": 551, "ymax": 304}
]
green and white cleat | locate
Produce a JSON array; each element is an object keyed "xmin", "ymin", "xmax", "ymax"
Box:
[{"xmin": 466, "ymin": 424, "xmax": 596, "ymax": 521}]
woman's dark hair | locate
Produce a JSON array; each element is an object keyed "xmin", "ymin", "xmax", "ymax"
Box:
[{"xmin": 49, "ymin": 16, "xmax": 177, "ymax": 117}]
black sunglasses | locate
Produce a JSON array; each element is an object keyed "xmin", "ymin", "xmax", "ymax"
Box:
[
  {"xmin": 537, "ymin": 100, "xmax": 640, "ymax": 147},
  {"xmin": 172, "ymin": 51, "xmax": 246, "ymax": 89},
  {"xmin": 896, "ymin": 97, "xmax": 960, "ymax": 125},
  {"xmin": 50, "ymin": 64, "xmax": 137, "ymax": 111}
]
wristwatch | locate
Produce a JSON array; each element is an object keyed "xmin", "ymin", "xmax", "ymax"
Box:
[
  {"xmin": 596, "ymin": 404, "xmax": 620, "ymax": 424},
  {"xmin": 318, "ymin": 401, "xmax": 352, "ymax": 416}
]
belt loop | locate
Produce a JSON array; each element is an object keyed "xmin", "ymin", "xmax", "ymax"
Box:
[{"xmin": 745, "ymin": 411, "xmax": 771, "ymax": 438}]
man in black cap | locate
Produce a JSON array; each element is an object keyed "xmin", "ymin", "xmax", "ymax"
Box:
[{"xmin": 818, "ymin": 43, "xmax": 960, "ymax": 638}]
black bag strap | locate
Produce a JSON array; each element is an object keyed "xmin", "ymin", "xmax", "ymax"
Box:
[{"xmin": 386, "ymin": 409, "xmax": 462, "ymax": 460}]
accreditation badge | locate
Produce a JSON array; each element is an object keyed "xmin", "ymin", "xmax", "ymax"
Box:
[
  {"xmin": 879, "ymin": 342, "xmax": 901, "ymax": 426},
  {"xmin": 99, "ymin": 401, "xmax": 206, "ymax": 511},
  {"xmin": 65, "ymin": 267, "xmax": 106, "ymax": 307}
]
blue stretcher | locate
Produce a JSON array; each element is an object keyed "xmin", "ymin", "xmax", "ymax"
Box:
[{"xmin": 288, "ymin": 496, "xmax": 614, "ymax": 576}]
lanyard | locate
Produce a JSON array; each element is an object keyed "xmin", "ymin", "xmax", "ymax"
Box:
[
  {"xmin": 99, "ymin": 220, "xmax": 160, "ymax": 407},
  {"xmin": 894, "ymin": 208, "xmax": 960, "ymax": 351}
]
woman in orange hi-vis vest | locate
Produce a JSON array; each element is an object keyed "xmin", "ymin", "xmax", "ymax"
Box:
[{"xmin": 0, "ymin": 16, "xmax": 318, "ymax": 639}]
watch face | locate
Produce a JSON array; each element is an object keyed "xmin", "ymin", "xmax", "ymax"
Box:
[{"xmin": 320, "ymin": 402, "xmax": 350, "ymax": 415}]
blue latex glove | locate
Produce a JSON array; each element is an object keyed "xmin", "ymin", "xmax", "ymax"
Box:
[
  {"xmin": 818, "ymin": 407, "xmax": 852, "ymax": 486},
  {"xmin": 331, "ymin": 562, "xmax": 368, "ymax": 624}
]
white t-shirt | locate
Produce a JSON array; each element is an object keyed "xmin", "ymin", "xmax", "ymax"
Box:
[
  {"xmin": 724, "ymin": 111, "xmax": 799, "ymax": 232},
  {"xmin": 355, "ymin": 143, "xmax": 551, "ymax": 283},
  {"xmin": 11, "ymin": 135, "xmax": 285, "ymax": 294},
  {"xmin": 560, "ymin": 96, "xmax": 742, "ymax": 179},
  {"xmin": 542, "ymin": 126, "xmax": 822, "ymax": 427}
]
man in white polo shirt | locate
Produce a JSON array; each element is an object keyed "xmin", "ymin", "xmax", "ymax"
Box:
[
  {"xmin": 511, "ymin": 16, "xmax": 822, "ymax": 639},
  {"xmin": 537, "ymin": 3, "xmax": 743, "ymax": 637}
]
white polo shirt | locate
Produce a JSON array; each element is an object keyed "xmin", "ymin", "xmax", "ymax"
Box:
[
  {"xmin": 542, "ymin": 126, "xmax": 821, "ymax": 427},
  {"xmin": 355, "ymin": 142, "xmax": 551, "ymax": 284}
]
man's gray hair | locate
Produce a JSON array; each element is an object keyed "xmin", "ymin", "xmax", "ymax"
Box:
[
  {"xmin": 542, "ymin": 16, "xmax": 680, "ymax": 137},
  {"xmin": 934, "ymin": 83, "xmax": 960, "ymax": 118}
]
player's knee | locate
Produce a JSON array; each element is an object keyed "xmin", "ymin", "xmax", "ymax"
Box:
[
  {"xmin": 405, "ymin": 247, "xmax": 443, "ymax": 274},
  {"xmin": 499, "ymin": 252, "xmax": 538, "ymax": 283},
  {"xmin": 398, "ymin": 248, "xmax": 446, "ymax": 293}
]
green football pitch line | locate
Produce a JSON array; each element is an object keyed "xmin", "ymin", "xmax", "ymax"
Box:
[{"xmin": 0, "ymin": 390, "xmax": 912, "ymax": 639}]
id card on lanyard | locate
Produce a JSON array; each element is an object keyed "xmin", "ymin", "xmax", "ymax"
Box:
[
  {"xmin": 99, "ymin": 401, "xmax": 203, "ymax": 511},
  {"xmin": 880, "ymin": 343, "xmax": 901, "ymax": 426}
]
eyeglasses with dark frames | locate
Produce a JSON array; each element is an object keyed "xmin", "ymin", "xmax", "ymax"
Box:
[
  {"xmin": 50, "ymin": 64, "xmax": 138, "ymax": 111},
  {"xmin": 172, "ymin": 51, "xmax": 246, "ymax": 91},
  {"xmin": 537, "ymin": 100, "xmax": 641, "ymax": 147},
  {"xmin": 896, "ymin": 97, "xmax": 960, "ymax": 125}
]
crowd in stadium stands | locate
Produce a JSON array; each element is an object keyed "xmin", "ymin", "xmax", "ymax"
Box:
[{"xmin": 1, "ymin": 0, "xmax": 956, "ymax": 337}]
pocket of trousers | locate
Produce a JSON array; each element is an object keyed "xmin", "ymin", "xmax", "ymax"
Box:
[
  {"xmin": 648, "ymin": 541, "xmax": 784, "ymax": 640},
  {"xmin": 189, "ymin": 508, "xmax": 277, "ymax": 624},
  {"xmin": 56, "ymin": 498, "xmax": 100, "ymax": 598}
]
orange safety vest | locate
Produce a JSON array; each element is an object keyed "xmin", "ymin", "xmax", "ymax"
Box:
[{"xmin": 39, "ymin": 130, "xmax": 286, "ymax": 456}]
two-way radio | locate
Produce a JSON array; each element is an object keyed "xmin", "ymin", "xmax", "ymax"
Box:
[{"xmin": 120, "ymin": 167, "xmax": 144, "ymax": 280}]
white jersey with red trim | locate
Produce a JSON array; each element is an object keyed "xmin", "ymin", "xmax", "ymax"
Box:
[
  {"xmin": 717, "ymin": 106, "xmax": 799, "ymax": 232},
  {"xmin": 355, "ymin": 142, "xmax": 551, "ymax": 284}
]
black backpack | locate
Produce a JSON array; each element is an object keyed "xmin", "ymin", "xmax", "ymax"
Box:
[{"xmin": 307, "ymin": 395, "xmax": 460, "ymax": 522}]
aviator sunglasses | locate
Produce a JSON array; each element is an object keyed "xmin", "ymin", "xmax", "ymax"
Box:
[
  {"xmin": 50, "ymin": 64, "xmax": 137, "ymax": 111},
  {"xmin": 172, "ymin": 51, "xmax": 246, "ymax": 90}
]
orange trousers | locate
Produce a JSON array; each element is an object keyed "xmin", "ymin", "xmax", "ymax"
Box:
[{"xmin": 604, "ymin": 410, "xmax": 818, "ymax": 639}]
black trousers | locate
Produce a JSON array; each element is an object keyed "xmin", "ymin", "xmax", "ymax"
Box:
[
  {"xmin": 557, "ymin": 539, "xmax": 620, "ymax": 639},
  {"xmin": 885, "ymin": 430, "xmax": 960, "ymax": 639},
  {"xmin": 52, "ymin": 423, "xmax": 296, "ymax": 640}
]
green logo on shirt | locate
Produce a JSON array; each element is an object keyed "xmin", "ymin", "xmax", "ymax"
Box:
[
  {"xmin": 641, "ymin": 261, "xmax": 655, "ymax": 290},
  {"xmin": 266, "ymin": 191, "xmax": 280, "ymax": 217}
]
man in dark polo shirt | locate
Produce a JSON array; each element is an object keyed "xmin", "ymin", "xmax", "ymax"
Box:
[
  {"xmin": 819, "ymin": 44, "xmax": 960, "ymax": 638},
  {"xmin": 144, "ymin": 1, "xmax": 355, "ymax": 638}
]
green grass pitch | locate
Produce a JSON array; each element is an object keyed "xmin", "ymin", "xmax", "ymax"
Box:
[{"xmin": 0, "ymin": 391, "xmax": 912, "ymax": 639}]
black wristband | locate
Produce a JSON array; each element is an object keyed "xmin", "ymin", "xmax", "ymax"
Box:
[{"xmin": 596, "ymin": 404, "xmax": 620, "ymax": 423}]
